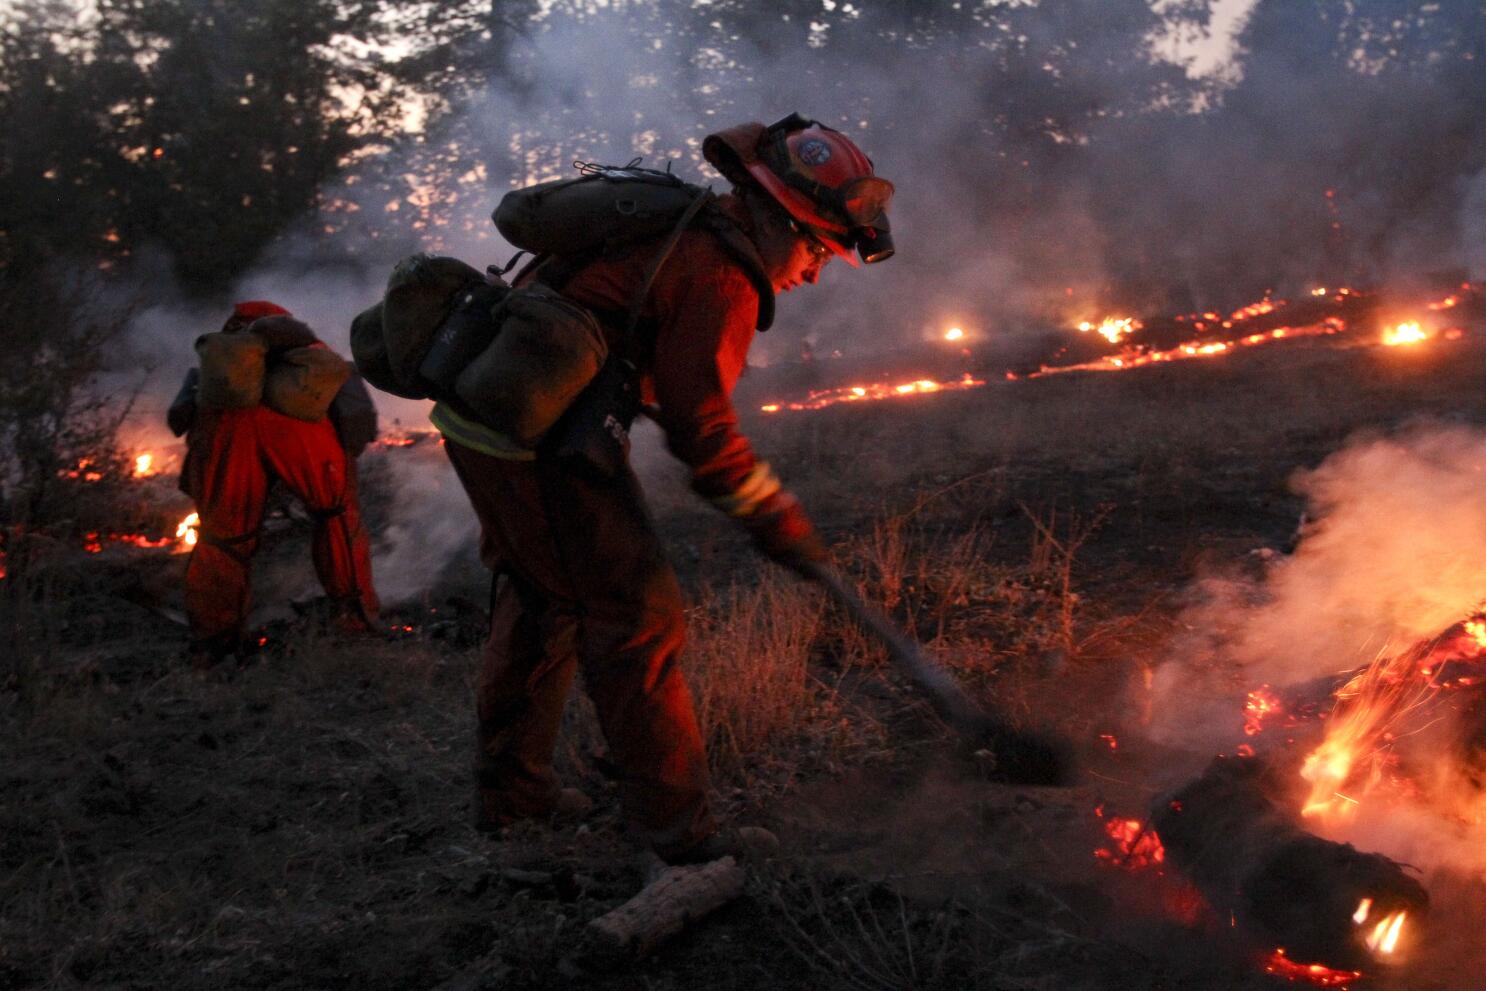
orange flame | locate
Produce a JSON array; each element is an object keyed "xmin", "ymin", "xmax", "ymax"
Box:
[
  {"xmin": 61, "ymin": 458, "xmax": 104, "ymax": 482},
  {"xmin": 944, "ymin": 326, "xmax": 965, "ymax": 342},
  {"xmin": 1033, "ymin": 312, "xmax": 1343, "ymax": 379},
  {"xmin": 1381, "ymin": 321, "xmax": 1427, "ymax": 346},
  {"xmin": 1077, "ymin": 316, "xmax": 1142, "ymax": 345},
  {"xmin": 1364, "ymin": 910, "xmax": 1407, "ymax": 956},
  {"xmin": 760, "ymin": 373, "xmax": 987, "ymax": 413},
  {"xmin": 175, "ymin": 512, "xmax": 199, "ymax": 552},
  {"xmin": 133, "ymin": 453, "xmax": 156, "ymax": 478}
]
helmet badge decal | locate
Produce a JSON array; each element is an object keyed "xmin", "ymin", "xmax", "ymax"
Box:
[{"xmin": 797, "ymin": 139, "xmax": 832, "ymax": 166}]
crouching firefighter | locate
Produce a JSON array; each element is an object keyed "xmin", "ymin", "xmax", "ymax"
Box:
[
  {"xmin": 169, "ymin": 301, "xmax": 382, "ymax": 669},
  {"xmin": 354, "ymin": 113, "xmax": 893, "ymax": 864}
]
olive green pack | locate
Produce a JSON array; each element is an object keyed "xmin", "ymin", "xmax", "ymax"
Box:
[
  {"xmin": 195, "ymin": 331, "xmax": 267, "ymax": 409},
  {"xmin": 262, "ymin": 346, "xmax": 352, "ymax": 422}
]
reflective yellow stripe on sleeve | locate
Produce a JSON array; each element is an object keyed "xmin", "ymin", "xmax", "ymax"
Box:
[
  {"xmin": 708, "ymin": 461, "xmax": 783, "ymax": 518},
  {"xmin": 429, "ymin": 402, "xmax": 536, "ymax": 461}
]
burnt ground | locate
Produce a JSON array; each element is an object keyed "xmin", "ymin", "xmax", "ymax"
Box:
[{"xmin": 6, "ymin": 329, "xmax": 1486, "ymax": 990}]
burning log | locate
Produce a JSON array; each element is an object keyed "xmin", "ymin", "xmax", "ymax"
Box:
[{"xmin": 1152, "ymin": 756, "xmax": 1426, "ymax": 971}]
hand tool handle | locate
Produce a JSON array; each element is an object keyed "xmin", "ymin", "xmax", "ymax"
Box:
[{"xmin": 798, "ymin": 559, "xmax": 992, "ymax": 733}]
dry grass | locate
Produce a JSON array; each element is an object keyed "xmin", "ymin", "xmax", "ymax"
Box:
[
  {"xmin": 0, "ymin": 632, "xmax": 481, "ymax": 991},
  {"xmin": 8, "ymin": 331, "xmax": 1486, "ymax": 989},
  {"xmin": 686, "ymin": 570, "xmax": 831, "ymax": 778}
]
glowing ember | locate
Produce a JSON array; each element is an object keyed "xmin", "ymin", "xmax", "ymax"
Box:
[
  {"xmin": 111, "ymin": 533, "xmax": 173, "ymax": 549},
  {"xmin": 1230, "ymin": 297, "xmax": 1279, "ymax": 320},
  {"xmin": 176, "ymin": 512, "xmax": 200, "ymax": 551},
  {"xmin": 373, "ymin": 429, "xmax": 441, "ymax": 448},
  {"xmin": 760, "ymin": 373, "xmax": 987, "ymax": 413},
  {"xmin": 1381, "ymin": 321, "xmax": 1427, "ymax": 346},
  {"xmin": 1094, "ymin": 815, "xmax": 1165, "ymax": 870},
  {"xmin": 1078, "ymin": 316, "xmax": 1142, "ymax": 345},
  {"xmin": 1262, "ymin": 949, "xmax": 1363, "ymax": 987},
  {"xmin": 944, "ymin": 326, "xmax": 965, "ymax": 342},
  {"xmin": 1243, "ymin": 686, "xmax": 1284, "ymax": 737},
  {"xmin": 62, "ymin": 458, "xmax": 104, "ymax": 482}
]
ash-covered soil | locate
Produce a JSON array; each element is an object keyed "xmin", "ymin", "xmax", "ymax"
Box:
[{"xmin": 6, "ymin": 331, "xmax": 1486, "ymax": 990}]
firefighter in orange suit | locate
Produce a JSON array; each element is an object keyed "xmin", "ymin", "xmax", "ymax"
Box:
[
  {"xmin": 169, "ymin": 301, "xmax": 381, "ymax": 668},
  {"xmin": 433, "ymin": 114, "xmax": 894, "ymax": 863}
]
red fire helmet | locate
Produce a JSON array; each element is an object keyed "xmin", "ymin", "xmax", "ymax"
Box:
[
  {"xmin": 223, "ymin": 300, "xmax": 291, "ymax": 333},
  {"xmin": 704, "ymin": 113, "xmax": 894, "ymax": 267},
  {"xmin": 232, "ymin": 300, "xmax": 291, "ymax": 321}
]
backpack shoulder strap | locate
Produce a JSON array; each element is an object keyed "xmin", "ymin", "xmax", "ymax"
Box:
[
  {"xmin": 697, "ymin": 206, "xmax": 775, "ymax": 332},
  {"xmin": 621, "ymin": 188, "xmax": 714, "ymax": 338}
]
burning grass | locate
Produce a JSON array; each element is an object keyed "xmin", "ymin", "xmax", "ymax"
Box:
[{"xmin": 8, "ymin": 300, "xmax": 1486, "ymax": 988}]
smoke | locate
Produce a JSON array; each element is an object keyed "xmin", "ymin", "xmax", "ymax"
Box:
[
  {"xmin": 366, "ymin": 442, "xmax": 477, "ymax": 606},
  {"xmin": 106, "ymin": 0, "xmax": 1486, "ymax": 605},
  {"xmin": 1148, "ymin": 422, "xmax": 1486, "ymax": 880},
  {"xmin": 1466, "ymin": 169, "xmax": 1486, "ymax": 281},
  {"xmin": 1172, "ymin": 422, "xmax": 1486, "ymax": 693}
]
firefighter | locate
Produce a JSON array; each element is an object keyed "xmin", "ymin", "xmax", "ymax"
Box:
[
  {"xmin": 169, "ymin": 301, "xmax": 381, "ymax": 669},
  {"xmin": 435, "ymin": 114, "xmax": 893, "ymax": 864}
]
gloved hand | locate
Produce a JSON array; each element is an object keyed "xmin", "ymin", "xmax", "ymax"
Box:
[{"xmin": 739, "ymin": 489, "xmax": 828, "ymax": 575}]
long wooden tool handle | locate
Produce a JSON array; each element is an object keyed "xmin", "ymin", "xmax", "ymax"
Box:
[{"xmin": 799, "ymin": 560, "xmax": 994, "ymax": 733}]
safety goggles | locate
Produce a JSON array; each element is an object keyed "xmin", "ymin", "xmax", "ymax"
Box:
[{"xmin": 779, "ymin": 172, "xmax": 895, "ymax": 230}]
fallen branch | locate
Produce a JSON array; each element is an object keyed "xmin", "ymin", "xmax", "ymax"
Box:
[
  {"xmin": 1152, "ymin": 756, "xmax": 1427, "ymax": 969},
  {"xmin": 584, "ymin": 856, "xmax": 747, "ymax": 960}
]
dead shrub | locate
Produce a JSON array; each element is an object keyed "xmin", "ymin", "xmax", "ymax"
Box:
[
  {"xmin": 763, "ymin": 871, "xmax": 971, "ymax": 991},
  {"xmin": 0, "ymin": 265, "xmax": 143, "ymax": 538}
]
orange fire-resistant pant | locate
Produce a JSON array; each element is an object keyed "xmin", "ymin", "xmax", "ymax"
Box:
[
  {"xmin": 443, "ymin": 438, "xmax": 715, "ymax": 858},
  {"xmin": 181, "ymin": 406, "xmax": 379, "ymax": 648}
]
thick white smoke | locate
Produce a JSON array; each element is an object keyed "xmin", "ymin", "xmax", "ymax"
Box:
[
  {"xmin": 1193, "ymin": 423, "xmax": 1486, "ymax": 688},
  {"xmin": 367, "ymin": 442, "xmax": 476, "ymax": 606},
  {"xmin": 1149, "ymin": 422, "xmax": 1486, "ymax": 880}
]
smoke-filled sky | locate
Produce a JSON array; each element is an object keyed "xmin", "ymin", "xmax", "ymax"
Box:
[{"xmin": 115, "ymin": 0, "xmax": 1484, "ymax": 456}]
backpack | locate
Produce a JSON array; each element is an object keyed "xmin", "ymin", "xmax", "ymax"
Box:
[
  {"xmin": 351, "ymin": 161, "xmax": 772, "ymax": 461},
  {"xmin": 195, "ymin": 331, "xmax": 267, "ymax": 409},
  {"xmin": 492, "ymin": 160, "xmax": 708, "ymax": 257},
  {"xmin": 493, "ymin": 160, "xmax": 775, "ymax": 329},
  {"xmin": 262, "ymin": 345, "xmax": 352, "ymax": 422}
]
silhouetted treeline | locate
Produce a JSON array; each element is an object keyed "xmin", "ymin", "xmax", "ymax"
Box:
[{"xmin": 1, "ymin": 0, "xmax": 1482, "ymax": 301}]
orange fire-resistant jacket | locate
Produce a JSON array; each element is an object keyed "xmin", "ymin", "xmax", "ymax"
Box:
[{"xmin": 433, "ymin": 193, "xmax": 777, "ymax": 508}]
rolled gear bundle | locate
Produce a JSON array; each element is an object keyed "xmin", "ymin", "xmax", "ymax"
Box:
[
  {"xmin": 349, "ymin": 300, "xmax": 398, "ymax": 396},
  {"xmin": 263, "ymin": 345, "xmax": 352, "ymax": 422},
  {"xmin": 350, "ymin": 253, "xmax": 489, "ymax": 399},
  {"xmin": 454, "ymin": 285, "xmax": 608, "ymax": 449},
  {"xmin": 492, "ymin": 163, "xmax": 705, "ymax": 255},
  {"xmin": 195, "ymin": 331, "xmax": 267, "ymax": 409}
]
